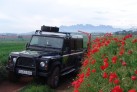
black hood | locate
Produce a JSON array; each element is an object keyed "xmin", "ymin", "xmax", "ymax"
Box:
[{"xmin": 11, "ymin": 50, "xmax": 60, "ymax": 58}]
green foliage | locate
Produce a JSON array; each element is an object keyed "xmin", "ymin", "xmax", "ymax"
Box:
[
  {"xmin": 75, "ymin": 35, "xmax": 137, "ymax": 92},
  {"xmin": 0, "ymin": 41, "xmax": 26, "ymax": 82},
  {"xmin": 20, "ymin": 83, "xmax": 54, "ymax": 92},
  {"xmin": 0, "ymin": 65, "xmax": 7, "ymax": 81},
  {"xmin": 0, "ymin": 41, "xmax": 26, "ymax": 65}
]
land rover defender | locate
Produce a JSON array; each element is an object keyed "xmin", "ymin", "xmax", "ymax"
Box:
[{"xmin": 6, "ymin": 25, "xmax": 85, "ymax": 88}]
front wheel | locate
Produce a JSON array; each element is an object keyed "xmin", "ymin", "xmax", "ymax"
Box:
[{"xmin": 47, "ymin": 67, "xmax": 60, "ymax": 88}]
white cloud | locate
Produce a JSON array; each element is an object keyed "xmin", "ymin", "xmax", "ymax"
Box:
[{"xmin": 0, "ymin": 0, "xmax": 137, "ymax": 33}]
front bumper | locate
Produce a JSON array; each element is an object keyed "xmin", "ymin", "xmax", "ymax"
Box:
[{"xmin": 6, "ymin": 65, "xmax": 49, "ymax": 77}]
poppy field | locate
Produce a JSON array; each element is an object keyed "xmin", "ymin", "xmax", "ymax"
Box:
[{"xmin": 72, "ymin": 34, "xmax": 137, "ymax": 92}]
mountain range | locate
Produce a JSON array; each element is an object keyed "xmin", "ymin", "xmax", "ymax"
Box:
[{"xmin": 0, "ymin": 24, "xmax": 128, "ymax": 35}]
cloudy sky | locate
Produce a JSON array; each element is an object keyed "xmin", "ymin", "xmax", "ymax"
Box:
[{"xmin": 0, "ymin": 0, "xmax": 137, "ymax": 33}]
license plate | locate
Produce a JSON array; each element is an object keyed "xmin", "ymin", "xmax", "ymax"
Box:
[{"xmin": 18, "ymin": 69, "xmax": 32, "ymax": 75}]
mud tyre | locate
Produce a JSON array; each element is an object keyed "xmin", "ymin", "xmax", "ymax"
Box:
[{"xmin": 47, "ymin": 67, "xmax": 60, "ymax": 88}]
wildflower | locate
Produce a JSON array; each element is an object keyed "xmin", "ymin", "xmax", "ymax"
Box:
[
  {"xmin": 78, "ymin": 73, "xmax": 84, "ymax": 79},
  {"xmin": 112, "ymin": 56, "xmax": 117, "ymax": 64},
  {"xmin": 111, "ymin": 85, "xmax": 123, "ymax": 92},
  {"xmin": 114, "ymin": 79, "xmax": 120, "ymax": 84},
  {"xmin": 103, "ymin": 57, "xmax": 108, "ymax": 62},
  {"xmin": 91, "ymin": 47, "xmax": 99, "ymax": 54},
  {"xmin": 91, "ymin": 69, "xmax": 96, "ymax": 73},
  {"xmin": 132, "ymin": 39, "xmax": 137, "ymax": 43},
  {"xmin": 82, "ymin": 59, "xmax": 89, "ymax": 67},
  {"xmin": 109, "ymin": 72, "xmax": 118, "ymax": 82},
  {"xmin": 135, "ymin": 70, "xmax": 137, "ymax": 74},
  {"xmin": 119, "ymin": 49, "xmax": 125, "ymax": 56},
  {"xmin": 100, "ymin": 65, "xmax": 106, "ymax": 71},
  {"xmin": 74, "ymin": 89, "xmax": 79, "ymax": 92},
  {"xmin": 102, "ymin": 72, "xmax": 108, "ymax": 78},
  {"xmin": 86, "ymin": 68, "xmax": 91, "ymax": 77},
  {"xmin": 91, "ymin": 59, "xmax": 96, "ymax": 65},
  {"xmin": 122, "ymin": 61, "xmax": 127, "ymax": 66},
  {"xmin": 131, "ymin": 76, "xmax": 137, "ymax": 81}
]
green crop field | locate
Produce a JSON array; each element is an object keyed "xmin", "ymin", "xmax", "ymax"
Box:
[{"xmin": 0, "ymin": 41, "xmax": 26, "ymax": 65}]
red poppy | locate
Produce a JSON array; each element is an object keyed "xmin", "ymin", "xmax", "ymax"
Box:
[
  {"xmin": 72, "ymin": 81, "xmax": 81, "ymax": 89},
  {"xmin": 78, "ymin": 73, "xmax": 85, "ymax": 79},
  {"xmin": 102, "ymin": 72, "xmax": 108, "ymax": 78},
  {"xmin": 114, "ymin": 79, "xmax": 120, "ymax": 84},
  {"xmin": 122, "ymin": 61, "xmax": 127, "ymax": 66},
  {"xmin": 132, "ymin": 39, "xmax": 137, "ymax": 43},
  {"xmin": 109, "ymin": 72, "xmax": 118, "ymax": 82},
  {"xmin": 91, "ymin": 47, "xmax": 99, "ymax": 54},
  {"xmin": 112, "ymin": 56, "xmax": 117, "ymax": 64},
  {"xmin": 111, "ymin": 85, "xmax": 123, "ymax": 92},
  {"xmin": 128, "ymin": 89, "xmax": 136, "ymax": 92},
  {"xmin": 91, "ymin": 69, "xmax": 96, "ymax": 73},
  {"xmin": 86, "ymin": 68, "xmax": 91, "ymax": 77},
  {"xmin": 74, "ymin": 89, "xmax": 79, "ymax": 92},
  {"xmin": 82, "ymin": 59, "xmax": 89, "ymax": 67},
  {"xmin": 119, "ymin": 49, "xmax": 125, "ymax": 56},
  {"xmin": 91, "ymin": 59, "xmax": 96, "ymax": 65},
  {"xmin": 131, "ymin": 76, "xmax": 137, "ymax": 81},
  {"xmin": 135, "ymin": 70, "xmax": 137, "ymax": 74},
  {"xmin": 103, "ymin": 57, "xmax": 108, "ymax": 62},
  {"xmin": 100, "ymin": 65, "xmax": 106, "ymax": 71}
]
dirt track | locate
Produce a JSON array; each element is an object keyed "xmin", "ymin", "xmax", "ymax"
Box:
[
  {"xmin": 0, "ymin": 73, "xmax": 76, "ymax": 92},
  {"xmin": 0, "ymin": 77, "xmax": 32, "ymax": 92}
]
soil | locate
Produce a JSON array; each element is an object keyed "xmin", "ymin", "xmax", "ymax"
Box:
[
  {"xmin": 0, "ymin": 73, "xmax": 76, "ymax": 92},
  {"xmin": 0, "ymin": 77, "xmax": 32, "ymax": 92}
]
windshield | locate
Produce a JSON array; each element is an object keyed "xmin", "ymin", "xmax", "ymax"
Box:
[{"xmin": 29, "ymin": 36, "xmax": 63, "ymax": 49}]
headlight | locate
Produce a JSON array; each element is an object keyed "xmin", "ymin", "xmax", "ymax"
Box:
[
  {"xmin": 40, "ymin": 62, "xmax": 45, "ymax": 67},
  {"xmin": 13, "ymin": 58, "xmax": 17, "ymax": 63}
]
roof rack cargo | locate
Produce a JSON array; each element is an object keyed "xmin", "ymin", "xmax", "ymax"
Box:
[
  {"xmin": 35, "ymin": 25, "xmax": 72, "ymax": 37},
  {"xmin": 41, "ymin": 25, "xmax": 59, "ymax": 32}
]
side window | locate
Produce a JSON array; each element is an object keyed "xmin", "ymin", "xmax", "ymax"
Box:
[
  {"xmin": 75, "ymin": 38, "xmax": 83, "ymax": 51},
  {"xmin": 70, "ymin": 39, "xmax": 75, "ymax": 51},
  {"xmin": 63, "ymin": 39, "xmax": 71, "ymax": 54}
]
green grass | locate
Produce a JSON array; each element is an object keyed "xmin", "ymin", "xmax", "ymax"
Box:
[
  {"xmin": 0, "ymin": 40, "xmax": 27, "ymax": 81},
  {"xmin": 20, "ymin": 83, "xmax": 54, "ymax": 92},
  {"xmin": 0, "ymin": 41, "xmax": 26, "ymax": 65}
]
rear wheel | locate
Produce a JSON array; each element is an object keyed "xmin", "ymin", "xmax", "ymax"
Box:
[
  {"xmin": 8, "ymin": 71, "xmax": 20, "ymax": 82},
  {"xmin": 47, "ymin": 67, "xmax": 60, "ymax": 88}
]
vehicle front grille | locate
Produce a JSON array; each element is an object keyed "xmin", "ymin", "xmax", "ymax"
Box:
[{"xmin": 16, "ymin": 57, "xmax": 35, "ymax": 68}]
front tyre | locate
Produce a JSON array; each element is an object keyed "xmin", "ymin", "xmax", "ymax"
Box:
[{"xmin": 47, "ymin": 67, "xmax": 60, "ymax": 88}]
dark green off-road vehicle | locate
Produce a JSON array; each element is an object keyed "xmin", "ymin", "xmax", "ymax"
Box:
[{"xmin": 6, "ymin": 25, "xmax": 85, "ymax": 88}]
